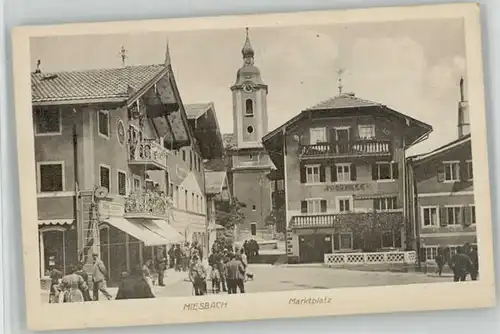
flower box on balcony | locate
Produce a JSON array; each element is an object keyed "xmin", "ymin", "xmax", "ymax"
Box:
[{"xmin": 124, "ymin": 191, "xmax": 173, "ymax": 220}]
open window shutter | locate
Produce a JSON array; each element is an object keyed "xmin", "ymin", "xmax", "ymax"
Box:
[
  {"xmin": 372, "ymin": 164, "xmax": 378, "ymax": 180},
  {"xmin": 331, "ymin": 164, "xmax": 337, "ymax": 182},
  {"xmin": 319, "ymin": 165, "xmax": 326, "ymax": 182},
  {"xmin": 457, "ymin": 207, "xmax": 463, "ymax": 226},
  {"xmin": 300, "ymin": 201, "xmax": 307, "ymax": 213},
  {"xmin": 437, "ymin": 164, "xmax": 446, "ymax": 182},
  {"xmin": 300, "ymin": 164, "xmax": 306, "ymax": 183},
  {"xmin": 350, "ymin": 164, "xmax": 357, "ymax": 181},
  {"xmin": 463, "ymin": 206, "xmax": 472, "ymax": 227},
  {"xmin": 459, "ymin": 161, "xmax": 467, "ymax": 181},
  {"xmin": 392, "ymin": 162, "xmax": 399, "ymax": 179},
  {"xmin": 439, "ymin": 207, "xmax": 448, "ymax": 226},
  {"xmin": 320, "ymin": 200, "xmax": 327, "ymax": 213},
  {"xmin": 333, "ymin": 233, "xmax": 340, "ymax": 251}
]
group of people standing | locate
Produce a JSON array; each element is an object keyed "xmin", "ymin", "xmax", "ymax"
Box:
[
  {"xmin": 189, "ymin": 243, "xmax": 249, "ymax": 296},
  {"xmin": 168, "ymin": 241, "xmax": 204, "ymax": 272},
  {"xmin": 48, "ymin": 253, "xmax": 113, "ymax": 303},
  {"xmin": 434, "ymin": 243, "xmax": 479, "ymax": 282}
]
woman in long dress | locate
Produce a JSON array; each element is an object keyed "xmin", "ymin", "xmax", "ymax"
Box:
[{"xmin": 58, "ymin": 265, "xmax": 87, "ymax": 303}]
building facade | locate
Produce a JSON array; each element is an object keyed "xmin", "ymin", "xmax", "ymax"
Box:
[
  {"xmin": 34, "ymin": 49, "xmax": 209, "ymax": 285},
  {"xmin": 223, "ymin": 28, "xmax": 274, "ymax": 241},
  {"xmin": 263, "ymin": 93, "xmax": 432, "ymax": 263},
  {"xmin": 408, "ymin": 78, "xmax": 475, "ymax": 263}
]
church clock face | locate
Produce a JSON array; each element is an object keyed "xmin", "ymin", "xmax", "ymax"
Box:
[{"xmin": 243, "ymin": 84, "xmax": 253, "ymax": 92}]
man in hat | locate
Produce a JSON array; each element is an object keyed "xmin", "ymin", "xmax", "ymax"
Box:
[
  {"xmin": 91, "ymin": 253, "xmax": 112, "ymax": 300},
  {"xmin": 188, "ymin": 253, "xmax": 207, "ymax": 296}
]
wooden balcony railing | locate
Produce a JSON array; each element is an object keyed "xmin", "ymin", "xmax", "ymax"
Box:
[
  {"xmin": 299, "ymin": 140, "xmax": 391, "ymax": 159},
  {"xmin": 124, "ymin": 191, "xmax": 173, "ymax": 220},
  {"xmin": 128, "ymin": 139, "xmax": 168, "ymax": 170},
  {"xmin": 291, "ymin": 211, "xmax": 403, "ymax": 229}
]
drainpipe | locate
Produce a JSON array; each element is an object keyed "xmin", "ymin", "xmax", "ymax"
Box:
[{"xmin": 72, "ymin": 108, "xmax": 81, "ymax": 259}]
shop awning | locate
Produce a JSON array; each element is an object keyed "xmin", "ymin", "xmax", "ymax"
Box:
[
  {"xmin": 151, "ymin": 220, "xmax": 185, "ymax": 243},
  {"xmin": 105, "ymin": 217, "xmax": 169, "ymax": 246},
  {"xmin": 38, "ymin": 219, "xmax": 74, "ymax": 227},
  {"xmin": 208, "ymin": 223, "xmax": 225, "ymax": 231}
]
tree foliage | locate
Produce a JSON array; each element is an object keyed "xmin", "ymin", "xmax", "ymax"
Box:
[{"xmin": 214, "ymin": 197, "xmax": 246, "ymax": 230}]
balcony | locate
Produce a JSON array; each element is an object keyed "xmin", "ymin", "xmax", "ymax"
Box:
[
  {"xmin": 299, "ymin": 140, "xmax": 391, "ymax": 159},
  {"xmin": 291, "ymin": 211, "xmax": 403, "ymax": 229},
  {"xmin": 128, "ymin": 140, "xmax": 168, "ymax": 170},
  {"xmin": 124, "ymin": 191, "xmax": 173, "ymax": 220}
]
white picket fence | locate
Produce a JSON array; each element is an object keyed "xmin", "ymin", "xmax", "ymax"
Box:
[{"xmin": 324, "ymin": 251, "xmax": 417, "ymax": 266}]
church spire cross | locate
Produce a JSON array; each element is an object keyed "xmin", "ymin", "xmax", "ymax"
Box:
[
  {"xmin": 337, "ymin": 68, "xmax": 345, "ymax": 96},
  {"xmin": 241, "ymin": 27, "xmax": 255, "ymax": 62},
  {"xmin": 119, "ymin": 46, "xmax": 128, "ymax": 67},
  {"xmin": 164, "ymin": 39, "xmax": 171, "ymax": 65}
]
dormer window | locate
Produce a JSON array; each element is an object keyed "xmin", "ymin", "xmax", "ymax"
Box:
[{"xmin": 245, "ymin": 99, "xmax": 254, "ymax": 116}]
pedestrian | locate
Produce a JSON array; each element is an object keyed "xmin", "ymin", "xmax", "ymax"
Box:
[
  {"xmin": 115, "ymin": 267, "xmax": 155, "ymax": 300},
  {"xmin": 168, "ymin": 245, "xmax": 176, "ymax": 269},
  {"xmin": 449, "ymin": 246, "xmax": 475, "ymax": 282},
  {"xmin": 174, "ymin": 244, "xmax": 182, "ymax": 271},
  {"xmin": 156, "ymin": 249, "xmax": 167, "ymax": 287},
  {"xmin": 58, "ymin": 265, "xmax": 87, "ymax": 303},
  {"xmin": 467, "ymin": 245, "xmax": 479, "ymax": 280},
  {"xmin": 435, "ymin": 247, "xmax": 445, "ymax": 276},
  {"xmin": 91, "ymin": 253, "xmax": 112, "ymax": 301},
  {"xmin": 47, "ymin": 265, "xmax": 63, "ymax": 303},
  {"xmin": 225, "ymin": 253, "xmax": 246, "ymax": 294},
  {"xmin": 189, "ymin": 254, "xmax": 207, "ymax": 296},
  {"xmin": 210, "ymin": 263, "xmax": 221, "ymax": 293},
  {"xmin": 142, "ymin": 258, "xmax": 155, "ymax": 295},
  {"xmin": 218, "ymin": 251, "xmax": 228, "ymax": 292},
  {"xmin": 75, "ymin": 262, "xmax": 92, "ymax": 301}
]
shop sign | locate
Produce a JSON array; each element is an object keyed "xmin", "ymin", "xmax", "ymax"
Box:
[
  {"xmin": 324, "ymin": 183, "xmax": 371, "ymax": 192},
  {"xmin": 98, "ymin": 201, "xmax": 125, "ymax": 217}
]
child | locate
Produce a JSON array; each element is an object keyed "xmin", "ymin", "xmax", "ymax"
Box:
[{"xmin": 210, "ymin": 264, "xmax": 221, "ymax": 293}]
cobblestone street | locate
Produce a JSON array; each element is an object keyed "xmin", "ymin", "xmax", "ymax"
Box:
[{"xmin": 152, "ymin": 264, "xmax": 450, "ymax": 298}]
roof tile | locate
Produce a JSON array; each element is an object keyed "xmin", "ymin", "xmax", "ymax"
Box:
[{"xmin": 32, "ymin": 64, "xmax": 166, "ymax": 103}]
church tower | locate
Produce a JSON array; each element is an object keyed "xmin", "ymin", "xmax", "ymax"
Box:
[
  {"xmin": 231, "ymin": 28, "xmax": 269, "ymax": 148},
  {"xmin": 227, "ymin": 28, "xmax": 274, "ymax": 242}
]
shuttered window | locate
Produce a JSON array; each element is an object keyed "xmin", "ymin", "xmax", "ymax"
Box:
[
  {"xmin": 118, "ymin": 171, "xmax": 127, "ymax": 195},
  {"xmin": 100, "ymin": 166, "xmax": 110, "ymax": 191}
]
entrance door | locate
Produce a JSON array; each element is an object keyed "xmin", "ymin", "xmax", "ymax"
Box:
[
  {"xmin": 299, "ymin": 234, "xmax": 333, "ymax": 263},
  {"xmin": 250, "ymin": 223, "xmax": 257, "ymax": 236}
]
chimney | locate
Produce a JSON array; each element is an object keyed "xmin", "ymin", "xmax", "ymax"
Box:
[
  {"xmin": 457, "ymin": 77, "xmax": 470, "ymax": 138},
  {"xmin": 34, "ymin": 59, "xmax": 42, "ymax": 74}
]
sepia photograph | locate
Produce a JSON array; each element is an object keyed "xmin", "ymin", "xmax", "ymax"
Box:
[{"xmin": 11, "ymin": 3, "xmax": 496, "ymax": 331}]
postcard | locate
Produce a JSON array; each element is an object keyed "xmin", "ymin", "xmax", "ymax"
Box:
[{"xmin": 11, "ymin": 2, "xmax": 496, "ymax": 331}]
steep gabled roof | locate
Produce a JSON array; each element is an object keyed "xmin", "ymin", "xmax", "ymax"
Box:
[
  {"xmin": 409, "ymin": 134, "xmax": 471, "ymax": 165},
  {"xmin": 185, "ymin": 103, "xmax": 212, "ymax": 120},
  {"xmin": 204, "ymin": 171, "xmax": 228, "ymax": 195},
  {"xmin": 31, "ymin": 64, "xmax": 167, "ymax": 104},
  {"xmin": 184, "ymin": 102, "xmax": 224, "ymax": 159},
  {"xmin": 306, "ymin": 93, "xmax": 380, "ymax": 110}
]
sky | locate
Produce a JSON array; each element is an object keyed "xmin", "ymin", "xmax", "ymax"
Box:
[{"xmin": 30, "ymin": 18, "xmax": 466, "ymax": 155}]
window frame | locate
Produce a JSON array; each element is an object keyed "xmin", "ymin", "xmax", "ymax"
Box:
[
  {"xmin": 338, "ymin": 232, "xmax": 354, "ymax": 251},
  {"xmin": 421, "ymin": 205, "xmax": 439, "ymax": 227},
  {"xmin": 34, "ymin": 107, "xmax": 63, "ymax": 136},
  {"xmin": 442, "ymin": 160, "xmax": 460, "ymax": 182},
  {"xmin": 309, "ymin": 127, "xmax": 327, "ymax": 145},
  {"xmin": 117, "ymin": 169, "xmax": 128, "ymax": 196},
  {"xmin": 357, "ymin": 124, "xmax": 376, "ymax": 140},
  {"xmin": 305, "ymin": 164, "xmax": 321, "ymax": 184},
  {"xmin": 376, "ymin": 162, "xmax": 396, "ymax": 181},
  {"xmin": 423, "ymin": 246, "xmax": 439, "ymax": 261},
  {"xmin": 37, "ymin": 161, "xmax": 65, "ymax": 193},
  {"xmin": 470, "ymin": 205, "xmax": 476, "ymax": 225},
  {"xmin": 336, "ymin": 196, "xmax": 353, "ymax": 213},
  {"xmin": 132, "ymin": 175, "xmax": 141, "ymax": 192},
  {"xmin": 305, "ymin": 198, "xmax": 323, "ymax": 214},
  {"xmin": 335, "ymin": 163, "xmax": 351, "ymax": 183},
  {"xmin": 374, "ymin": 196, "xmax": 398, "ymax": 211},
  {"xmin": 445, "ymin": 205, "xmax": 463, "ymax": 226},
  {"xmin": 97, "ymin": 110, "xmax": 111, "ymax": 139},
  {"xmin": 245, "ymin": 98, "xmax": 254, "ymax": 116},
  {"xmin": 99, "ymin": 164, "xmax": 111, "ymax": 192}
]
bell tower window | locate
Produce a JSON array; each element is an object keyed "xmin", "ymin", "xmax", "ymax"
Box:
[{"xmin": 245, "ymin": 99, "xmax": 254, "ymax": 116}]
